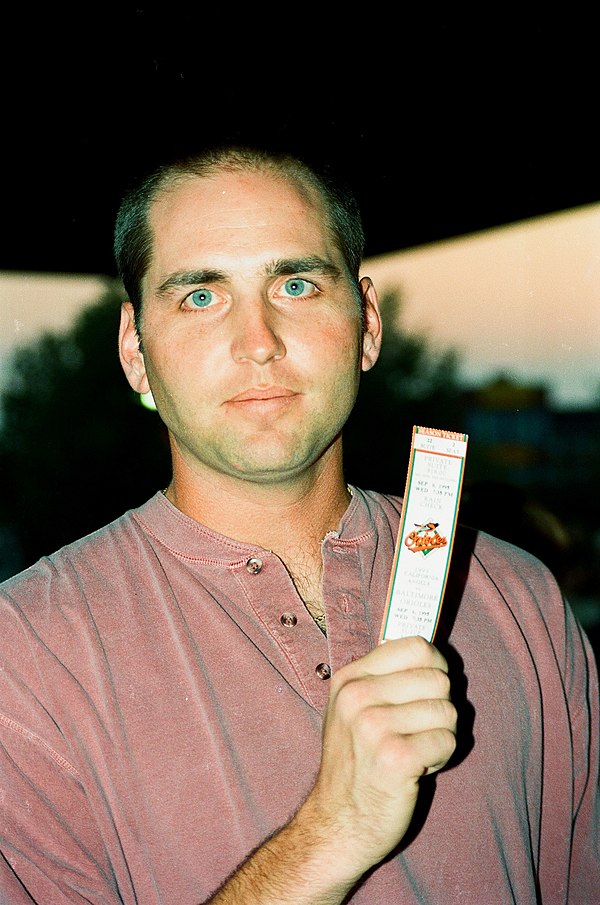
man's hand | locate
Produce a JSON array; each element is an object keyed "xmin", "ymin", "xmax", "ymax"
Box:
[
  {"xmin": 295, "ymin": 635, "xmax": 457, "ymax": 882},
  {"xmin": 209, "ymin": 636, "xmax": 456, "ymax": 903}
]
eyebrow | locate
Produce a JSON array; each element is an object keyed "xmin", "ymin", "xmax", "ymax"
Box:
[
  {"xmin": 154, "ymin": 256, "xmax": 343, "ymax": 297},
  {"xmin": 156, "ymin": 269, "xmax": 227, "ymax": 297},
  {"xmin": 265, "ymin": 256, "xmax": 342, "ymax": 280}
]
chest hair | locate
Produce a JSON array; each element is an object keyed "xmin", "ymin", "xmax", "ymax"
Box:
[{"xmin": 283, "ymin": 547, "xmax": 327, "ymax": 635}]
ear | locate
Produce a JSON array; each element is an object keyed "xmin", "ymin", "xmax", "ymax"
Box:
[
  {"xmin": 118, "ymin": 302, "xmax": 150, "ymax": 394},
  {"xmin": 359, "ymin": 276, "xmax": 383, "ymax": 372}
]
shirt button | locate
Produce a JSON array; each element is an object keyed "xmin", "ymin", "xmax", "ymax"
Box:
[
  {"xmin": 315, "ymin": 663, "xmax": 331, "ymax": 680},
  {"xmin": 280, "ymin": 612, "xmax": 298, "ymax": 627},
  {"xmin": 245, "ymin": 557, "xmax": 263, "ymax": 574}
]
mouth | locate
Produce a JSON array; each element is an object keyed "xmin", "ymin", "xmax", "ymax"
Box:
[{"xmin": 227, "ymin": 386, "xmax": 297, "ymax": 403}]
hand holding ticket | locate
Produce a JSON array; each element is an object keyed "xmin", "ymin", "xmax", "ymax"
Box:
[{"xmin": 380, "ymin": 426, "xmax": 468, "ymax": 643}]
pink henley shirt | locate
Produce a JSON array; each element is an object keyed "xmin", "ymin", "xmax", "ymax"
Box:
[{"xmin": 0, "ymin": 487, "xmax": 598, "ymax": 903}]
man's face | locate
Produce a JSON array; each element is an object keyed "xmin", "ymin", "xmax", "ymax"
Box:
[{"xmin": 120, "ymin": 169, "xmax": 381, "ymax": 488}]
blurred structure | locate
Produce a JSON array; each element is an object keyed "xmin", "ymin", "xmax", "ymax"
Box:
[{"xmin": 459, "ymin": 378, "xmax": 600, "ymax": 657}]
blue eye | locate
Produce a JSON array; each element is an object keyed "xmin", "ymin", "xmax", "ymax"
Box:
[
  {"xmin": 283, "ymin": 278, "xmax": 312, "ymax": 298},
  {"xmin": 187, "ymin": 288, "xmax": 214, "ymax": 308}
]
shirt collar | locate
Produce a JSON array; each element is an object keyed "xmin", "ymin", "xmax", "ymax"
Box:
[{"xmin": 131, "ymin": 487, "xmax": 378, "ymax": 563}]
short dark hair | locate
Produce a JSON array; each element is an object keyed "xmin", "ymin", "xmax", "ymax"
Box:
[{"xmin": 113, "ymin": 145, "xmax": 365, "ymax": 328}]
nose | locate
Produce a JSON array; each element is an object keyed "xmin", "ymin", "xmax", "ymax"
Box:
[{"xmin": 230, "ymin": 298, "xmax": 286, "ymax": 365}]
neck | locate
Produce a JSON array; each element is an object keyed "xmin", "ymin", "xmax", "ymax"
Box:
[{"xmin": 164, "ymin": 449, "xmax": 352, "ymax": 555}]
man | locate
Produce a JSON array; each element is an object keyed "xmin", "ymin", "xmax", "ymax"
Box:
[{"xmin": 0, "ymin": 145, "xmax": 598, "ymax": 904}]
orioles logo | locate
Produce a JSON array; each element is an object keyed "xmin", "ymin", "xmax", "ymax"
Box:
[{"xmin": 405, "ymin": 522, "xmax": 447, "ymax": 555}]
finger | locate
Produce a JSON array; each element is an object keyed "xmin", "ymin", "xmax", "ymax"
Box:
[
  {"xmin": 358, "ymin": 635, "xmax": 448, "ymax": 677},
  {"xmin": 331, "ymin": 668, "xmax": 452, "ymax": 728},
  {"xmin": 361, "ymin": 666, "xmax": 452, "ymax": 708},
  {"xmin": 376, "ymin": 718, "xmax": 458, "ymax": 778},
  {"xmin": 387, "ymin": 697, "xmax": 457, "ymax": 736},
  {"xmin": 355, "ymin": 696, "xmax": 457, "ymax": 748}
]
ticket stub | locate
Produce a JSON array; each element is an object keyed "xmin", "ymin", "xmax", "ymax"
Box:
[{"xmin": 380, "ymin": 426, "xmax": 468, "ymax": 643}]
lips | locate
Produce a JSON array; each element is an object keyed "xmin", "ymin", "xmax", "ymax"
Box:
[{"xmin": 227, "ymin": 386, "xmax": 296, "ymax": 403}]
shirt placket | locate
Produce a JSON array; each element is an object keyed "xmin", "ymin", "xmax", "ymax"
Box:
[
  {"xmin": 321, "ymin": 535, "xmax": 375, "ymax": 673},
  {"xmin": 232, "ymin": 552, "xmax": 334, "ymax": 711}
]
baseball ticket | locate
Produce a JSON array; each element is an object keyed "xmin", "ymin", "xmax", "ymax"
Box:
[{"xmin": 380, "ymin": 426, "xmax": 468, "ymax": 643}]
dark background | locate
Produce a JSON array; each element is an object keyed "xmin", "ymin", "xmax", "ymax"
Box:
[{"xmin": 2, "ymin": 10, "xmax": 599, "ymax": 276}]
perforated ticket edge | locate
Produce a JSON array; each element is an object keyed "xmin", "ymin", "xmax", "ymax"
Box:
[{"xmin": 379, "ymin": 426, "xmax": 468, "ymax": 644}]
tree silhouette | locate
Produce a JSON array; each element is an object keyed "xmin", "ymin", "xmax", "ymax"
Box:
[
  {"xmin": 343, "ymin": 289, "xmax": 465, "ymax": 494},
  {"xmin": 0, "ymin": 288, "xmax": 170, "ymax": 574}
]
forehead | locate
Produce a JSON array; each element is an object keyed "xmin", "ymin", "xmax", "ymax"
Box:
[{"xmin": 147, "ymin": 169, "xmax": 332, "ymax": 269}]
